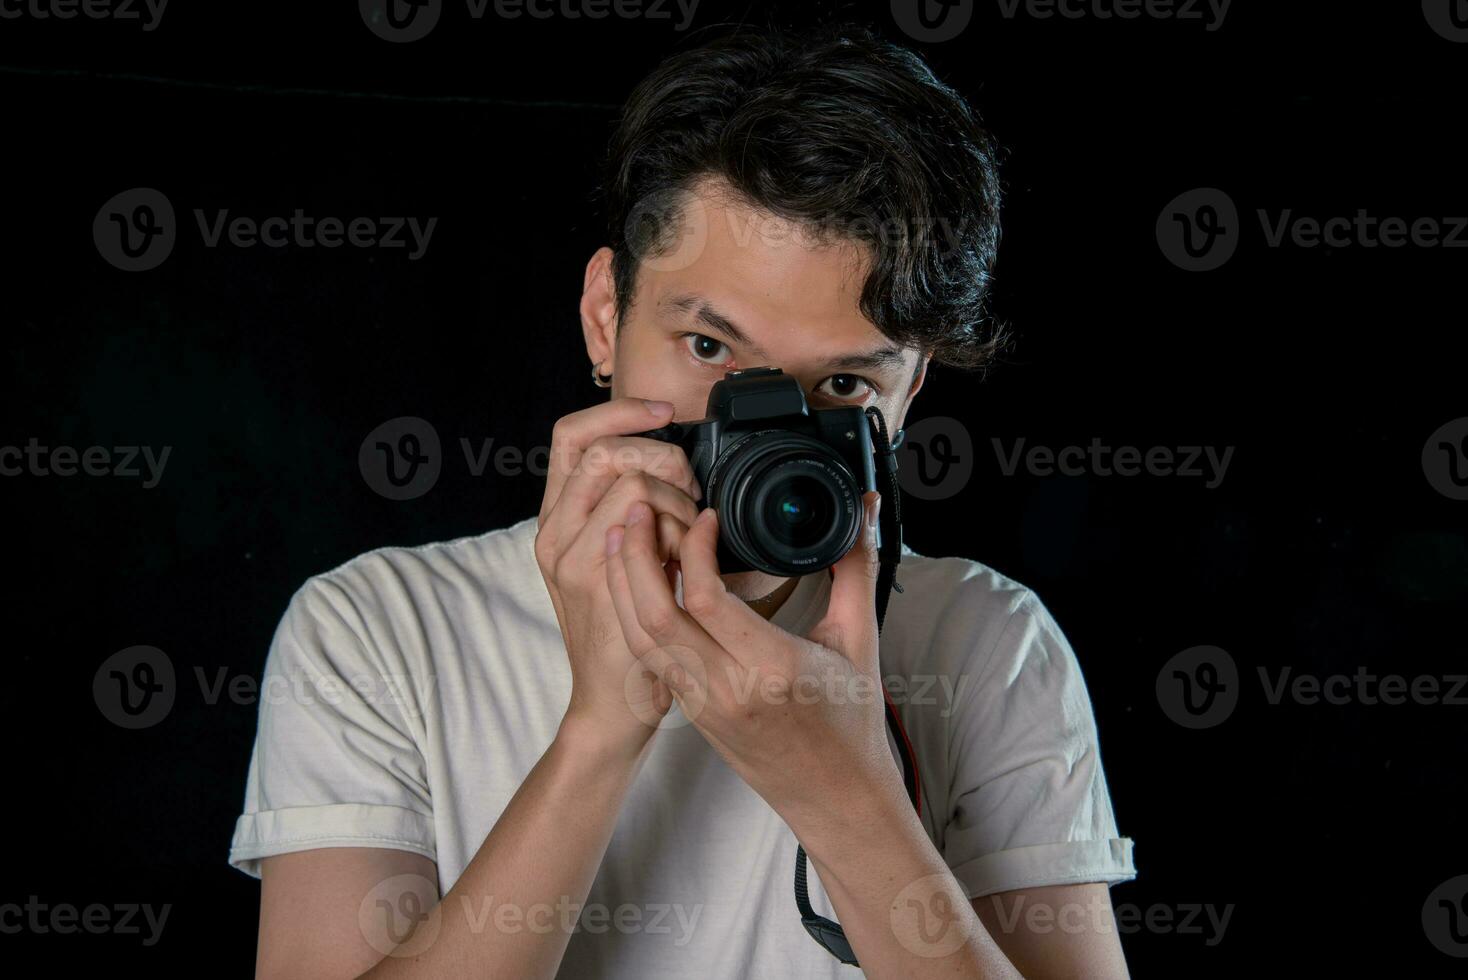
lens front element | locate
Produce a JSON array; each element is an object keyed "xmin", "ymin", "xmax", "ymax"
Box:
[{"xmin": 709, "ymin": 431, "xmax": 862, "ymax": 575}]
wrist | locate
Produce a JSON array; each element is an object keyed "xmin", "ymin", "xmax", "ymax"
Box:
[
  {"xmin": 787, "ymin": 759, "xmax": 918, "ymax": 866},
  {"xmin": 555, "ymin": 708, "xmax": 658, "ymax": 770},
  {"xmin": 802, "ymin": 789, "xmax": 937, "ymax": 926}
]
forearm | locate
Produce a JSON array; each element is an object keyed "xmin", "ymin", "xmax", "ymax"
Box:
[
  {"xmin": 797, "ymin": 782, "xmax": 1022, "ymax": 980},
  {"xmin": 363, "ymin": 717, "xmax": 652, "ymax": 980}
]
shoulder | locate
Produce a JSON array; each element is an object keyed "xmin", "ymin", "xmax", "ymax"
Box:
[
  {"xmin": 892, "ymin": 540, "xmax": 1039, "ymax": 624},
  {"xmin": 309, "ymin": 514, "xmax": 537, "ymax": 601},
  {"xmin": 274, "ymin": 515, "xmax": 546, "ymax": 656},
  {"xmin": 884, "ymin": 540, "xmax": 1074, "ymax": 689}
]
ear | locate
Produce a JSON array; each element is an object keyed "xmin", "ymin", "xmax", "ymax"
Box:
[
  {"xmin": 893, "ymin": 352, "xmax": 930, "ymax": 431},
  {"xmin": 580, "ymin": 246, "xmax": 619, "ymax": 372}
]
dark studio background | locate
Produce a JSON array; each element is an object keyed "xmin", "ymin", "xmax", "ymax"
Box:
[{"xmin": 2, "ymin": 0, "xmax": 1465, "ymax": 975}]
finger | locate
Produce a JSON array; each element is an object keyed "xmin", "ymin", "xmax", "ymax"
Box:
[
  {"xmin": 808, "ymin": 491, "xmax": 881, "ymax": 663},
  {"xmin": 605, "ymin": 518, "xmax": 708, "ymax": 705},
  {"xmin": 560, "ymin": 472, "xmax": 698, "ymax": 571},
  {"xmin": 555, "ymin": 436, "xmax": 701, "ymax": 522},
  {"xmin": 656, "ymin": 514, "xmax": 689, "ymax": 564},
  {"xmin": 616, "ymin": 501, "xmax": 731, "ymax": 679},
  {"xmin": 677, "ymin": 506, "xmax": 785, "ymax": 666},
  {"xmin": 541, "ymin": 397, "xmax": 675, "ymax": 520}
]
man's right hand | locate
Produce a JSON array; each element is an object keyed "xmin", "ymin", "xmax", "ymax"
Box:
[{"xmin": 534, "ymin": 396, "xmax": 703, "ymax": 747}]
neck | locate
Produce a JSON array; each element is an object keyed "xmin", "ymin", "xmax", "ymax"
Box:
[{"xmin": 744, "ymin": 574, "xmax": 801, "ymax": 622}]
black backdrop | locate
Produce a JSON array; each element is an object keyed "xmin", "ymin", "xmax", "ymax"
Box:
[{"xmin": 3, "ymin": 1, "xmax": 1466, "ymax": 975}]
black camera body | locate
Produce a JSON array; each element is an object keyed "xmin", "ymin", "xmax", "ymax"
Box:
[{"xmin": 635, "ymin": 367, "xmax": 878, "ymax": 576}]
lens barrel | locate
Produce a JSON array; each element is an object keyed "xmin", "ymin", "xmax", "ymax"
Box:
[{"xmin": 707, "ymin": 430, "xmax": 862, "ymax": 576}]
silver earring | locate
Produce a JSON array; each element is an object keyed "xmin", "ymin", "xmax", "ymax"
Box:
[{"xmin": 591, "ymin": 362, "xmax": 613, "ymax": 388}]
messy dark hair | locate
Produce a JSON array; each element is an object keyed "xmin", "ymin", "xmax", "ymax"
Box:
[{"xmin": 600, "ymin": 24, "xmax": 1006, "ymax": 371}]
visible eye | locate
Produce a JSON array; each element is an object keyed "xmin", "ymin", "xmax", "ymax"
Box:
[
  {"xmin": 682, "ymin": 332, "xmax": 733, "ymax": 366},
  {"xmin": 815, "ymin": 374, "xmax": 877, "ymax": 402}
]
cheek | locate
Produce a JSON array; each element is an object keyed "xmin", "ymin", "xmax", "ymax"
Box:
[
  {"xmin": 869, "ymin": 393, "xmax": 904, "ymax": 425},
  {"xmin": 612, "ymin": 333, "xmax": 722, "ymax": 420},
  {"xmin": 872, "ymin": 393, "xmax": 909, "ymax": 435}
]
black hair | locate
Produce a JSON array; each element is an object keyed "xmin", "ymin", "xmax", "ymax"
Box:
[{"xmin": 601, "ymin": 23, "xmax": 1006, "ymax": 371}]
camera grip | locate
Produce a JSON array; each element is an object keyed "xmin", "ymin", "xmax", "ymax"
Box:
[{"xmin": 633, "ymin": 422, "xmax": 687, "ymax": 443}]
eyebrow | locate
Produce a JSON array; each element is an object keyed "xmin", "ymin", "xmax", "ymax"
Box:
[{"xmin": 663, "ymin": 294, "xmax": 908, "ymax": 374}]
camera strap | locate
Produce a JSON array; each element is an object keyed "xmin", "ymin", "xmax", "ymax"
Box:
[{"xmin": 794, "ymin": 407, "xmax": 918, "ymax": 967}]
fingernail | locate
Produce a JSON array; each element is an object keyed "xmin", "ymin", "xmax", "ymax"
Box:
[
  {"xmin": 868, "ymin": 493, "xmax": 881, "ymax": 529},
  {"xmin": 695, "ymin": 507, "xmax": 715, "ymax": 526},
  {"xmin": 627, "ymin": 501, "xmax": 649, "ymax": 526},
  {"xmin": 606, "ymin": 526, "xmax": 624, "ymax": 556},
  {"xmin": 644, "ymin": 399, "xmax": 674, "ymax": 418}
]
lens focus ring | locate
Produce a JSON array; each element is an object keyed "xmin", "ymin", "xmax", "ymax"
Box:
[{"xmin": 706, "ymin": 431, "xmax": 862, "ymax": 576}]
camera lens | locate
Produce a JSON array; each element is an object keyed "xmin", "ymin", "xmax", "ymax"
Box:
[
  {"xmin": 763, "ymin": 475, "xmax": 833, "ymax": 548},
  {"xmin": 706, "ymin": 431, "xmax": 862, "ymax": 576}
]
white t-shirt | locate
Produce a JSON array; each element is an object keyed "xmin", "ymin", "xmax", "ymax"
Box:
[{"xmin": 229, "ymin": 514, "xmax": 1136, "ymax": 978}]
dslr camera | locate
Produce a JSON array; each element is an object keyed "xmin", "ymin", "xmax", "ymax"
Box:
[{"xmin": 635, "ymin": 367, "xmax": 878, "ymax": 576}]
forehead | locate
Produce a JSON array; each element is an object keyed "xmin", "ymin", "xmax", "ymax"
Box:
[{"xmin": 638, "ymin": 180, "xmax": 893, "ymax": 354}]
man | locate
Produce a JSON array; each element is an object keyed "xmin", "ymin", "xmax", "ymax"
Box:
[{"xmin": 231, "ymin": 25, "xmax": 1136, "ymax": 979}]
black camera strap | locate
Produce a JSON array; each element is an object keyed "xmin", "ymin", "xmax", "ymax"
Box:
[{"xmin": 794, "ymin": 407, "xmax": 917, "ymax": 967}]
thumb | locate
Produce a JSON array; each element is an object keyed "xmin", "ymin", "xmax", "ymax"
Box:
[{"xmin": 808, "ymin": 491, "xmax": 881, "ymax": 659}]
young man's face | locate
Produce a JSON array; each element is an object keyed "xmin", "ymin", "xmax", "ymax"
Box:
[{"xmin": 581, "ymin": 177, "xmax": 929, "ymax": 596}]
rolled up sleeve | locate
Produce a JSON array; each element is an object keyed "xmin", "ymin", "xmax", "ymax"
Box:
[
  {"xmin": 228, "ymin": 575, "xmax": 436, "ymax": 879},
  {"xmin": 941, "ymin": 592, "xmax": 1136, "ymax": 899}
]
